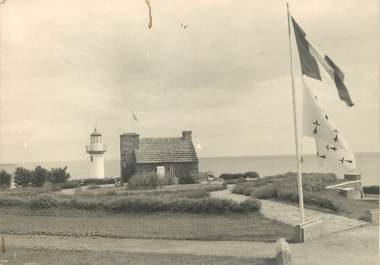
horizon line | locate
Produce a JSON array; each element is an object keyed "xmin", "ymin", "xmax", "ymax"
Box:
[{"xmin": 1, "ymin": 151, "xmax": 378, "ymax": 165}]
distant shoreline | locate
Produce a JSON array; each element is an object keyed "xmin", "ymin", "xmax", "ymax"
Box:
[{"xmin": 2, "ymin": 151, "xmax": 379, "ymax": 165}]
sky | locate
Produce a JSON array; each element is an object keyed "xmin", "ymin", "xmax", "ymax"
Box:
[{"xmin": 0, "ymin": 0, "xmax": 378, "ymax": 163}]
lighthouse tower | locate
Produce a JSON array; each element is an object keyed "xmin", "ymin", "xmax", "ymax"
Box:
[{"xmin": 86, "ymin": 128, "xmax": 106, "ymax": 179}]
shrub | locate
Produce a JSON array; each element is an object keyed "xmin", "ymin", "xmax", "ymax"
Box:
[
  {"xmin": 0, "ymin": 197, "xmax": 25, "ymax": 207},
  {"xmin": 223, "ymin": 179, "xmax": 238, "ymax": 185},
  {"xmin": 178, "ymin": 174, "xmax": 195, "ymax": 184},
  {"xmin": 233, "ymin": 172, "xmax": 341, "ymax": 212},
  {"xmin": 30, "ymin": 166, "xmax": 48, "ymax": 187},
  {"xmin": 303, "ymin": 193, "xmax": 341, "ymax": 212},
  {"xmin": 219, "ymin": 173, "xmax": 244, "ymax": 180},
  {"xmin": 87, "ymin": 185, "xmax": 101, "ymax": 190},
  {"xmin": 243, "ymin": 171, "xmax": 260, "ymax": 179},
  {"xmin": 167, "ymin": 190, "xmax": 209, "ymax": 199},
  {"xmin": 128, "ymin": 173, "xmax": 159, "ymax": 190},
  {"xmin": 192, "ymin": 172, "xmax": 208, "ymax": 183},
  {"xmin": 158, "ymin": 175, "xmax": 176, "ymax": 186},
  {"xmin": 14, "ymin": 167, "xmax": 32, "ymax": 187},
  {"xmin": 79, "ymin": 178, "xmax": 116, "ymax": 186},
  {"xmin": 363, "ymin": 186, "xmax": 379, "ymax": 194},
  {"xmin": 60, "ymin": 181, "xmax": 81, "ymax": 189},
  {"xmin": 48, "ymin": 167, "xmax": 70, "ymax": 183},
  {"xmin": 249, "ymin": 184, "xmax": 277, "ymax": 199},
  {"xmin": 29, "ymin": 196, "xmax": 58, "ymax": 209},
  {"xmin": 0, "ymin": 170, "xmax": 11, "ymax": 188},
  {"xmin": 238, "ymin": 199, "xmax": 261, "ymax": 212}
]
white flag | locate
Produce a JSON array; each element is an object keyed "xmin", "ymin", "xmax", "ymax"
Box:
[{"xmin": 302, "ymin": 77, "xmax": 356, "ymax": 174}]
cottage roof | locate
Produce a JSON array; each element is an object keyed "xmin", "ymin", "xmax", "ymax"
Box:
[{"xmin": 135, "ymin": 137, "xmax": 198, "ymax": 164}]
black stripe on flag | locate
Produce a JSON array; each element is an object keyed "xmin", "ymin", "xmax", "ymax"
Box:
[
  {"xmin": 291, "ymin": 17, "xmax": 321, "ymax": 80},
  {"xmin": 324, "ymin": 56, "xmax": 354, "ymax": 107}
]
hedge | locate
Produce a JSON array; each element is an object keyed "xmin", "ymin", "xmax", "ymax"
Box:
[
  {"xmin": 363, "ymin": 186, "xmax": 379, "ymax": 194},
  {"xmin": 219, "ymin": 171, "xmax": 260, "ymax": 180},
  {"xmin": 60, "ymin": 181, "xmax": 81, "ymax": 190},
  {"xmin": 219, "ymin": 173, "xmax": 244, "ymax": 180},
  {"xmin": 233, "ymin": 173, "xmax": 341, "ymax": 212},
  {"xmin": 0, "ymin": 194, "xmax": 261, "ymax": 213}
]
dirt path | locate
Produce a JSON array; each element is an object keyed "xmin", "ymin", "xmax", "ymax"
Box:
[
  {"xmin": 3, "ymin": 235, "xmax": 276, "ymax": 259},
  {"xmin": 210, "ymin": 189, "xmax": 368, "ymax": 235}
]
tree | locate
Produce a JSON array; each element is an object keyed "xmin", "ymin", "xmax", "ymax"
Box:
[
  {"xmin": 48, "ymin": 167, "xmax": 70, "ymax": 183},
  {"xmin": 31, "ymin": 166, "xmax": 48, "ymax": 187},
  {"xmin": 14, "ymin": 167, "xmax": 32, "ymax": 187},
  {"xmin": 243, "ymin": 171, "xmax": 260, "ymax": 179},
  {"xmin": 0, "ymin": 169, "xmax": 11, "ymax": 188}
]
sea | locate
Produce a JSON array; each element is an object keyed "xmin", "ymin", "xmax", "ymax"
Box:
[{"xmin": 1, "ymin": 152, "xmax": 378, "ymax": 186}]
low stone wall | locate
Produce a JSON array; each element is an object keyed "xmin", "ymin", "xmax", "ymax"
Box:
[
  {"xmin": 339, "ymin": 188, "xmax": 362, "ymax": 199},
  {"xmin": 275, "ymin": 238, "xmax": 291, "ymax": 265},
  {"xmin": 344, "ymin": 173, "xmax": 361, "ymax": 181},
  {"xmin": 294, "ymin": 218, "xmax": 325, "ymax": 243},
  {"xmin": 326, "ymin": 180, "xmax": 364, "ymax": 199}
]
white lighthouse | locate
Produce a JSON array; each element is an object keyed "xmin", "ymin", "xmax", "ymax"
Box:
[{"xmin": 86, "ymin": 128, "xmax": 106, "ymax": 179}]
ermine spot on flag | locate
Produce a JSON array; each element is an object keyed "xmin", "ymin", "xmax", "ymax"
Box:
[{"xmin": 302, "ymin": 77, "xmax": 356, "ymax": 174}]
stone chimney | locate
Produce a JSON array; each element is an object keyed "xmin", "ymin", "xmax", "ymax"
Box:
[
  {"xmin": 182, "ymin": 130, "xmax": 192, "ymax": 141},
  {"xmin": 120, "ymin": 133, "xmax": 139, "ymax": 182}
]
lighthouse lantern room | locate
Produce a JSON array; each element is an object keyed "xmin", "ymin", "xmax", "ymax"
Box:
[{"xmin": 86, "ymin": 128, "xmax": 106, "ymax": 179}]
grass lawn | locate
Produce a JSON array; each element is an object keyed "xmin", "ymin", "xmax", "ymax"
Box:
[
  {"xmin": 303, "ymin": 189, "xmax": 379, "ymax": 220},
  {"xmin": 271, "ymin": 189, "xmax": 379, "ymax": 220},
  {"xmin": 0, "ymin": 248, "xmax": 276, "ymax": 265},
  {"xmin": 0, "ymin": 207, "xmax": 294, "ymax": 242}
]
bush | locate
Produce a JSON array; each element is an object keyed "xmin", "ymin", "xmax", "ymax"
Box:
[
  {"xmin": 233, "ymin": 172, "xmax": 341, "ymax": 212},
  {"xmin": 29, "ymin": 196, "xmax": 58, "ymax": 209},
  {"xmin": 60, "ymin": 181, "xmax": 81, "ymax": 189},
  {"xmin": 249, "ymin": 184, "xmax": 277, "ymax": 199},
  {"xmin": 276, "ymin": 184, "xmax": 341, "ymax": 212},
  {"xmin": 158, "ymin": 175, "xmax": 176, "ymax": 186},
  {"xmin": 14, "ymin": 167, "xmax": 32, "ymax": 187},
  {"xmin": 223, "ymin": 179, "xmax": 239, "ymax": 185},
  {"xmin": 0, "ymin": 197, "xmax": 25, "ymax": 207},
  {"xmin": 79, "ymin": 178, "xmax": 116, "ymax": 186},
  {"xmin": 178, "ymin": 174, "xmax": 195, "ymax": 185},
  {"xmin": 243, "ymin": 171, "xmax": 260, "ymax": 179},
  {"xmin": 192, "ymin": 172, "xmax": 208, "ymax": 183},
  {"xmin": 0, "ymin": 170, "xmax": 12, "ymax": 188},
  {"xmin": 103, "ymin": 196, "xmax": 260, "ymax": 213},
  {"xmin": 48, "ymin": 167, "xmax": 70, "ymax": 183},
  {"xmin": 238, "ymin": 199, "xmax": 261, "ymax": 212},
  {"xmin": 87, "ymin": 185, "xmax": 101, "ymax": 190},
  {"xmin": 128, "ymin": 173, "xmax": 159, "ymax": 190},
  {"xmin": 43, "ymin": 182, "xmax": 61, "ymax": 191},
  {"xmin": 303, "ymin": 193, "xmax": 341, "ymax": 212},
  {"xmin": 363, "ymin": 186, "xmax": 379, "ymax": 194},
  {"xmin": 30, "ymin": 166, "xmax": 48, "ymax": 187},
  {"xmin": 167, "ymin": 190, "xmax": 209, "ymax": 199},
  {"xmin": 219, "ymin": 173, "xmax": 244, "ymax": 180}
]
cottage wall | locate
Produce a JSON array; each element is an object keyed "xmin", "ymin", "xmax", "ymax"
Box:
[
  {"xmin": 136, "ymin": 162, "xmax": 199, "ymax": 183},
  {"xmin": 120, "ymin": 133, "xmax": 139, "ymax": 182}
]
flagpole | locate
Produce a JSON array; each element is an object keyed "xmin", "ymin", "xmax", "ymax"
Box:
[{"xmin": 286, "ymin": 3, "xmax": 305, "ymax": 224}]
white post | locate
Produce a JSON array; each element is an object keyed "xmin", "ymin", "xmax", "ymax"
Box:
[{"xmin": 286, "ymin": 3, "xmax": 305, "ymax": 224}]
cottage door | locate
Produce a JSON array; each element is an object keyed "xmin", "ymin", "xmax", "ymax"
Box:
[{"xmin": 156, "ymin": 166, "xmax": 165, "ymax": 178}]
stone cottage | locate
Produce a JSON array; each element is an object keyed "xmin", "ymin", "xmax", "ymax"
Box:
[{"xmin": 120, "ymin": 131, "xmax": 199, "ymax": 182}]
